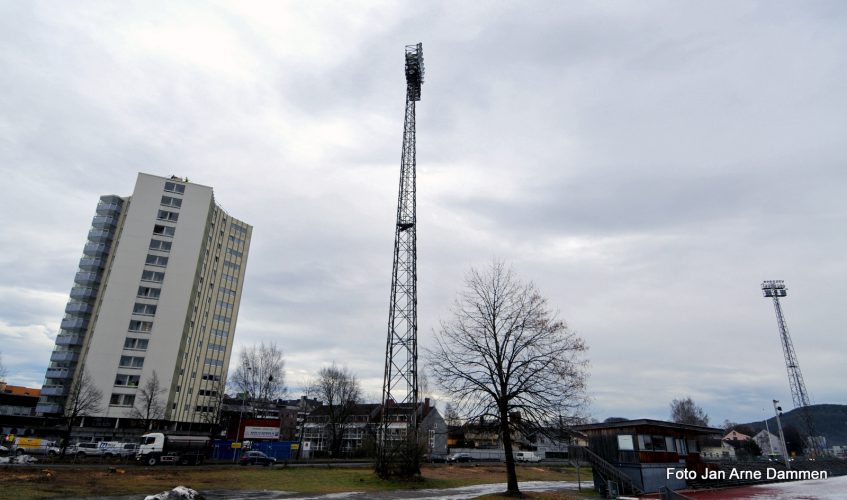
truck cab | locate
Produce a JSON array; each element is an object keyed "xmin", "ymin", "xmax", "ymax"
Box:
[{"xmin": 137, "ymin": 432, "xmax": 209, "ymax": 466}]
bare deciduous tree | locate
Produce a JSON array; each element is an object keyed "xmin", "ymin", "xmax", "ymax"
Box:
[
  {"xmin": 131, "ymin": 371, "xmax": 165, "ymax": 431},
  {"xmin": 428, "ymin": 262, "xmax": 589, "ymax": 497},
  {"xmin": 60, "ymin": 369, "xmax": 103, "ymax": 457},
  {"xmin": 308, "ymin": 363, "xmax": 361, "ymax": 456},
  {"xmin": 230, "ymin": 341, "xmax": 286, "ymax": 404},
  {"xmin": 443, "ymin": 402, "xmax": 461, "ymax": 427},
  {"xmin": 670, "ymin": 396, "xmax": 710, "ymax": 427}
]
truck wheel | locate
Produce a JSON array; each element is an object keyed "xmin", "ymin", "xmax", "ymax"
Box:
[{"xmin": 146, "ymin": 456, "xmax": 158, "ymax": 466}]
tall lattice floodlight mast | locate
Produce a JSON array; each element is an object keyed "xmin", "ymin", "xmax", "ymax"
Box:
[
  {"xmin": 761, "ymin": 280, "xmax": 820, "ymax": 454},
  {"xmin": 378, "ymin": 43, "xmax": 424, "ymax": 471}
]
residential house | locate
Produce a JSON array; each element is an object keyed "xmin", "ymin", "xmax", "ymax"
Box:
[{"xmin": 752, "ymin": 429, "xmax": 782, "ymax": 457}]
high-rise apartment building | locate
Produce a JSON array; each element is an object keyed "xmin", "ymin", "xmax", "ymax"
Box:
[{"xmin": 37, "ymin": 173, "xmax": 251, "ymax": 428}]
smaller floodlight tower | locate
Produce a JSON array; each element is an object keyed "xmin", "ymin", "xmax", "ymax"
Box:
[{"xmin": 761, "ymin": 280, "xmax": 819, "ymax": 455}]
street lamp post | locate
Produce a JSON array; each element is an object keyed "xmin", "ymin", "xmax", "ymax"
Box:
[{"xmin": 773, "ymin": 400, "xmax": 791, "ymax": 470}]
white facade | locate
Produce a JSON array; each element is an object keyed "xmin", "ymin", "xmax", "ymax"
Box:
[
  {"xmin": 752, "ymin": 430, "xmax": 782, "ymax": 456},
  {"xmin": 37, "ymin": 173, "xmax": 251, "ymax": 425}
]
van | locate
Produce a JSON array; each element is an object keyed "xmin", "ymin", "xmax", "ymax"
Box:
[
  {"xmin": 12, "ymin": 438, "xmax": 60, "ymax": 456},
  {"xmin": 515, "ymin": 451, "xmax": 541, "ymax": 462}
]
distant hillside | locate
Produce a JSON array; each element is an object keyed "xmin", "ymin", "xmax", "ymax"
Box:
[{"xmin": 742, "ymin": 404, "xmax": 847, "ymax": 447}]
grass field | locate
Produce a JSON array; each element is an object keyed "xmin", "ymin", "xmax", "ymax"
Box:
[{"xmin": 1, "ymin": 464, "xmax": 596, "ymax": 499}]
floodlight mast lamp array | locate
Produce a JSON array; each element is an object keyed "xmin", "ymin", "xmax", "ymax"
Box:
[
  {"xmin": 381, "ymin": 43, "xmax": 424, "ymax": 438},
  {"xmin": 761, "ymin": 280, "xmax": 820, "ymax": 455}
]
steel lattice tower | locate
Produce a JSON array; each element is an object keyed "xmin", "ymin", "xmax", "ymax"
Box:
[
  {"xmin": 761, "ymin": 280, "xmax": 820, "ymax": 454},
  {"xmin": 380, "ymin": 43, "xmax": 424, "ymax": 445}
]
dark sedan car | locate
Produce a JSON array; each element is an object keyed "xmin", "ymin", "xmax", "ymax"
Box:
[
  {"xmin": 239, "ymin": 450, "xmax": 276, "ymax": 466},
  {"xmin": 447, "ymin": 452, "xmax": 473, "ymax": 463}
]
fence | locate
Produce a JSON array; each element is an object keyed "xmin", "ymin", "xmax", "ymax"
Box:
[{"xmin": 211, "ymin": 440, "xmax": 298, "ymax": 461}]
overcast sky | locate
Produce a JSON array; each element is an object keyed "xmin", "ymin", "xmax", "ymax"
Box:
[{"xmin": 1, "ymin": 1, "xmax": 845, "ymax": 425}]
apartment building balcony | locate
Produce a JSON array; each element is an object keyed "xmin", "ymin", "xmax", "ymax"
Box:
[
  {"xmin": 96, "ymin": 195, "xmax": 123, "ymax": 215},
  {"xmin": 59, "ymin": 317, "xmax": 88, "ymax": 331},
  {"xmin": 41, "ymin": 385, "xmax": 69, "ymax": 397},
  {"xmin": 87, "ymin": 228, "xmax": 114, "ymax": 243},
  {"xmin": 74, "ymin": 271, "xmax": 101, "ymax": 286},
  {"xmin": 91, "ymin": 215, "xmax": 118, "ymax": 229},
  {"xmin": 55, "ymin": 332, "xmax": 85, "ymax": 346},
  {"xmin": 36, "ymin": 402, "xmax": 63, "ymax": 414},
  {"xmin": 83, "ymin": 242, "xmax": 109, "ymax": 256},
  {"xmin": 78, "ymin": 257, "xmax": 105, "ymax": 271},
  {"xmin": 46, "ymin": 367, "xmax": 74, "ymax": 379},
  {"xmin": 65, "ymin": 301, "xmax": 93, "ymax": 315},
  {"xmin": 50, "ymin": 350, "xmax": 80, "ymax": 363},
  {"xmin": 70, "ymin": 286, "xmax": 97, "ymax": 300}
]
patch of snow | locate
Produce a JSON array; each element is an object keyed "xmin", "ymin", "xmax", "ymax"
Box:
[{"xmin": 144, "ymin": 486, "xmax": 205, "ymax": 500}]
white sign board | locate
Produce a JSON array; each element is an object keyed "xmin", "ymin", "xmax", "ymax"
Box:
[{"xmin": 243, "ymin": 426, "xmax": 280, "ymax": 440}]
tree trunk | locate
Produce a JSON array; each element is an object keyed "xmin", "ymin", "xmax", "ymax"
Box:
[{"xmin": 500, "ymin": 407, "xmax": 521, "ymax": 496}]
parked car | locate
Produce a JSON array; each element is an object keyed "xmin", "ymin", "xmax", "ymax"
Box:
[
  {"xmin": 101, "ymin": 442, "xmax": 139, "ymax": 458},
  {"xmin": 70, "ymin": 442, "xmax": 104, "ymax": 458},
  {"xmin": 429, "ymin": 454, "xmax": 448, "ymax": 463},
  {"xmin": 447, "ymin": 452, "xmax": 473, "ymax": 463},
  {"xmin": 515, "ymin": 451, "xmax": 542, "ymax": 462},
  {"xmin": 239, "ymin": 450, "xmax": 276, "ymax": 466}
]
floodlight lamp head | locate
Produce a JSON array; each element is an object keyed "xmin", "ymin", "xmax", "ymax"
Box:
[
  {"xmin": 761, "ymin": 280, "xmax": 787, "ymax": 298},
  {"xmin": 405, "ymin": 43, "xmax": 424, "ymax": 102}
]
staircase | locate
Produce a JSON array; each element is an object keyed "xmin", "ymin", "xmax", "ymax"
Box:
[{"xmin": 569, "ymin": 445, "xmax": 644, "ymax": 496}]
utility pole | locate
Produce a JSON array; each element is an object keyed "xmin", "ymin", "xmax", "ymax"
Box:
[
  {"xmin": 378, "ymin": 43, "xmax": 425, "ymax": 476},
  {"xmin": 761, "ymin": 280, "xmax": 819, "ymax": 456}
]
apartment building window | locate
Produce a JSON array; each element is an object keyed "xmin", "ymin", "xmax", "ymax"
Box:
[
  {"xmin": 215, "ymin": 300, "xmax": 233, "ymax": 310},
  {"xmin": 219, "ymin": 287, "xmax": 237, "ymax": 298},
  {"xmin": 226, "ymin": 248, "xmax": 242, "ymax": 258},
  {"xmin": 208, "ymin": 342, "xmax": 226, "ymax": 352},
  {"xmin": 157, "ymin": 210, "xmax": 179, "ymax": 222},
  {"xmin": 198, "ymin": 389, "xmax": 218, "ymax": 397},
  {"xmin": 205, "ymin": 358, "xmax": 223, "ymax": 366},
  {"xmin": 145, "ymin": 254, "xmax": 169, "ymax": 267},
  {"xmin": 149, "ymin": 239, "xmax": 172, "ymax": 252},
  {"xmin": 210, "ymin": 328, "xmax": 228, "ymax": 338},
  {"xmin": 137, "ymin": 286, "xmax": 161, "ymax": 299},
  {"xmin": 231, "ymin": 223, "xmax": 248, "ymax": 235},
  {"xmin": 212, "ymin": 314, "xmax": 231, "ymax": 323},
  {"xmin": 133, "ymin": 303, "xmax": 157, "ymax": 316},
  {"xmin": 195, "ymin": 405, "xmax": 214, "ymax": 413},
  {"xmin": 228, "ymin": 235, "xmax": 245, "ymax": 246},
  {"xmin": 164, "ymin": 181, "xmax": 185, "ymax": 194},
  {"xmin": 141, "ymin": 270, "xmax": 165, "ymax": 283},
  {"xmin": 223, "ymin": 261, "xmax": 240, "ymax": 271},
  {"xmin": 109, "ymin": 394, "xmax": 136, "ymax": 406},
  {"xmin": 114, "ymin": 374, "xmax": 140, "ymax": 387},
  {"xmin": 160, "ymin": 195, "xmax": 183, "ymax": 208},
  {"xmin": 119, "ymin": 356, "xmax": 145, "ymax": 368},
  {"xmin": 221, "ymin": 273, "xmax": 238, "ymax": 285},
  {"xmin": 153, "ymin": 224, "xmax": 176, "ymax": 237},
  {"xmin": 201, "ymin": 374, "xmax": 221, "ymax": 381},
  {"xmin": 123, "ymin": 338, "xmax": 149, "ymax": 350},
  {"xmin": 128, "ymin": 320, "xmax": 153, "ymax": 332}
]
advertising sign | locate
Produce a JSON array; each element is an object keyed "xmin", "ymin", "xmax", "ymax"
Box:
[{"xmin": 243, "ymin": 426, "xmax": 280, "ymax": 440}]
